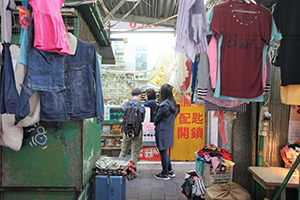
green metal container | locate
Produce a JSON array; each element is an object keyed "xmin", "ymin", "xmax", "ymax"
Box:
[
  {"xmin": 0, "ymin": 118, "xmax": 101, "ymax": 199},
  {"xmin": 0, "ymin": 179, "xmax": 94, "ymax": 200},
  {"xmin": 0, "ymin": 188, "xmax": 76, "ymax": 200}
]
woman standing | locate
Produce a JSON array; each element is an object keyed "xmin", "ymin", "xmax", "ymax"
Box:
[
  {"xmin": 142, "ymin": 88, "xmax": 157, "ymax": 122},
  {"xmin": 154, "ymin": 84, "xmax": 179, "ymax": 180}
]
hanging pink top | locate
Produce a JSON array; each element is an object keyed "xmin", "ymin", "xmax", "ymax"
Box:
[
  {"xmin": 207, "ymin": 35, "xmax": 218, "ymax": 89},
  {"xmin": 29, "ymin": 0, "xmax": 70, "ymax": 55}
]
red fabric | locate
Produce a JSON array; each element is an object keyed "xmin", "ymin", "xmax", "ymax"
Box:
[
  {"xmin": 210, "ymin": 0, "xmax": 272, "ymax": 98},
  {"xmin": 180, "ymin": 60, "xmax": 192, "ymax": 92},
  {"xmin": 196, "ymin": 144, "xmax": 232, "ymax": 161},
  {"xmin": 280, "ymin": 145, "xmax": 289, "ymax": 167},
  {"xmin": 212, "ymin": 111, "xmax": 227, "ymax": 145},
  {"xmin": 218, "ymin": 111, "xmax": 227, "ymax": 145},
  {"xmin": 181, "ymin": 189, "xmax": 190, "ymax": 200}
]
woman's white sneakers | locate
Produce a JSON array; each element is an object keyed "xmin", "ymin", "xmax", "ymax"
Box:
[
  {"xmin": 154, "ymin": 172, "xmax": 170, "ymax": 180},
  {"xmin": 168, "ymin": 171, "xmax": 176, "ymax": 178}
]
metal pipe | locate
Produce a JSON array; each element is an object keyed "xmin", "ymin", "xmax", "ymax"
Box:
[
  {"xmin": 103, "ymin": 0, "xmax": 127, "ymax": 23},
  {"xmin": 110, "ymin": 14, "xmax": 177, "ymax": 33}
]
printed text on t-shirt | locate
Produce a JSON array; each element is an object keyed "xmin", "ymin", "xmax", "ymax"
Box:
[{"xmin": 227, "ymin": 33, "xmax": 255, "ymax": 49}]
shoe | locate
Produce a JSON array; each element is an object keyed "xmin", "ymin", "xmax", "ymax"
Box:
[
  {"xmin": 168, "ymin": 171, "xmax": 175, "ymax": 178},
  {"xmin": 154, "ymin": 172, "xmax": 170, "ymax": 180}
]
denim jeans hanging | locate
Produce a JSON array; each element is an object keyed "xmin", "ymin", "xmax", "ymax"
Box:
[{"xmin": 0, "ymin": 42, "xmax": 19, "ymax": 114}]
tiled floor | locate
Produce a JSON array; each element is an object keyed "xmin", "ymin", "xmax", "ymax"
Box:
[{"xmin": 126, "ymin": 161, "xmax": 196, "ymax": 200}]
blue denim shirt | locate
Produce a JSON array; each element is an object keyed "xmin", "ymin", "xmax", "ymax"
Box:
[
  {"xmin": 39, "ymin": 40, "xmax": 104, "ymax": 123},
  {"xmin": 25, "ymin": 18, "xmax": 66, "ymax": 92}
]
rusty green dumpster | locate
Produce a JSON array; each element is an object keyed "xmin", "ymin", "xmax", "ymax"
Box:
[{"xmin": 0, "ymin": 118, "xmax": 101, "ymax": 199}]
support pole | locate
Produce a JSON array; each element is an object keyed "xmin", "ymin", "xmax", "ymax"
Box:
[{"xmin": 256, "ymin": 135, "xmax": 264, "ymax": 200}]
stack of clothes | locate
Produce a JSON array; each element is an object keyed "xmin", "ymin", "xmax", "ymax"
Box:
[
  {"xmin": 93, "ymin": 156, "xmax": 137, "ymax": 180},
  {"xmin": 181, "ymin": 170, "xmax": 206, "ymax": 200},
  {"xmin": 181, "ymin": 145, "xmax": 235, "ymax": 200},
  {"xmin": 195, "ymin": 144, "xmax": 234, "ymax": 172}
]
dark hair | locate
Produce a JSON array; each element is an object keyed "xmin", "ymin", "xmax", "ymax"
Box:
[
  {"xmin": 159, "ymin": 84, "xmax": 178, "ymax": 114},
  {"xmin": 131, "ymin": 88, "xmax": 142, "ymax": 96},
  {"xmin": 146, "ymin": 89, "xmax": 156, "ymax": 100}
]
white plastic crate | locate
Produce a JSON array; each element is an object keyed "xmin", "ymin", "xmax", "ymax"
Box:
[{"xmin": 203, "ymin": 163, "xmax": 233, "ymax": 187}]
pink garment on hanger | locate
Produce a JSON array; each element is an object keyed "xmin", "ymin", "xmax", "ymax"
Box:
[
  {"xmin": 263, "ymin": 59, "xmax": 267, "ymax": 88},
  {"xmin": 29, "ymin": 0, "xmax": 70, "ymax": 55},
  {"xmin": 213, "ymin": 111, "xmax": 227, "ymax": 145},
  {"xmin": 202, "ymin": 87, "xmax": 246, "ymax": 107},
  {"xmin": 207, "ymin": 35, "xmax": 218, "ymax": 89}
]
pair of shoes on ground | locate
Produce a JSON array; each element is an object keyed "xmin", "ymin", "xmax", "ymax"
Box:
[{"xmin": 154, "ymin": 171, "xmax": 176, "ymax": 180}]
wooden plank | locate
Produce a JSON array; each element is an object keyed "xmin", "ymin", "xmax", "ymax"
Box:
[
  {"xmin": 267, "ymin": 65, "xmax": 290, "ymax": 167},
  {"xmin": 250, "ymin": 102, "xmax": 258, "ymax": 166}
]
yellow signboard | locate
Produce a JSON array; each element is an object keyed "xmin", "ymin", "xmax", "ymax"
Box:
[
  {"xmin": 170, "ymin": 97, "xmax": 205, "ymax": 161},
  {"xmin": 149, "ymin": 67, "xmax": 166, "ymax": 86},
  {"xmin": 148, "ymin": 48, "xmax": 172, "ymax": 86}
]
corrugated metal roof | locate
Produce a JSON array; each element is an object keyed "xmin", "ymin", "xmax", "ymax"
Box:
[
  {"xmin": 100, "ymin": 0, "xmax": 179, "ymax": 28},
  {"xmin": 109, "ymin": 0, "xmax": 179, "ymax": 18},
  {"xmin": 99, "ymin": 0, "xmax": 277, "ymax": 29}
]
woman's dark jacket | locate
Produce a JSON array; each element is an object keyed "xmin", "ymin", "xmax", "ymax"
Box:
[
  {"xmin": 142, "ymin": 99, "xmax": 157, "ymax": 122},
  {"xmin": 154, "ymin": 99, "xmax": 178, "ymax": 151}
]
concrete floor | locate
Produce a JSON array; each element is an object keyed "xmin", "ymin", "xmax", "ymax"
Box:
[{"xmin": 126, "ymin": 161, "xmax": 196, "ymax": 200}]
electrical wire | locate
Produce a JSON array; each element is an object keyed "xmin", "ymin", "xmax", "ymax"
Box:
[
  {"xmin": 110, "ymin": 14, "xmax": 178, "ymax": 33},
  {"xmin": 261, "ymin": 92, "xmax": 270, "ymax": 107},
  {"xmin": 264, "ymin": 119, "xmax": 275, "ymax": 167}
]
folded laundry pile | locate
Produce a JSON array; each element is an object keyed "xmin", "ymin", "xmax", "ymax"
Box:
[
  {"xmin": 195, "ymin": 144, "xmax": 234, "ymax": 171},
  {"xmin": 93, "ymin": 156, "xmax": 137, "ymax": 180}
]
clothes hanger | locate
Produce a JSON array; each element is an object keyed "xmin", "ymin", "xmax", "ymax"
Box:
[
  {"xmin": 232, "ymin": 0, "xmax": 256, "ymax": 4},
  {"xmin": 249, "ymin": 0, "xmax": 256, "ymax": 4},
  {"xmin": 232, "ymin": 9, "xmax": 257, "ymax": 14},
  {"xmin": 231, "ymin": 0, "xmax": 258, "ymax": 14},
  {"xmin": 65, "ymin": 24, "xmax": 70, "ymax": 38}
]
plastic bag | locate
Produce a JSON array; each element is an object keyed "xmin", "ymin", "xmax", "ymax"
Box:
[{"xmin": 280, "ymin": 144, "xmax": 300, "ymax": 169}]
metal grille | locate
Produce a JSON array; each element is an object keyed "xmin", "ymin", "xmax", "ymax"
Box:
[
  {"xmin": 0, "ymin": 12, "xmax": 78, "ymax": 45},
  {"xmin": 78, "ymin": 14, "xmax": 101, "ymax": 53},
  {"xmin": 0, "ymin": 12, "xmax": 22, "ymax": 44},
  {"xmin": 62, "ymin": 16, "xmax": 75, "ymax": 35},
  {"xmin": 12, "ymin": 13, "xmax": 22, "ymax": 36}
]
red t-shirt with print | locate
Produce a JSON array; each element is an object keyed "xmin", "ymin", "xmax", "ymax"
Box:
[{"xmin": 210, "ymin": 0, "xmax": 272, "ymax": 98}]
